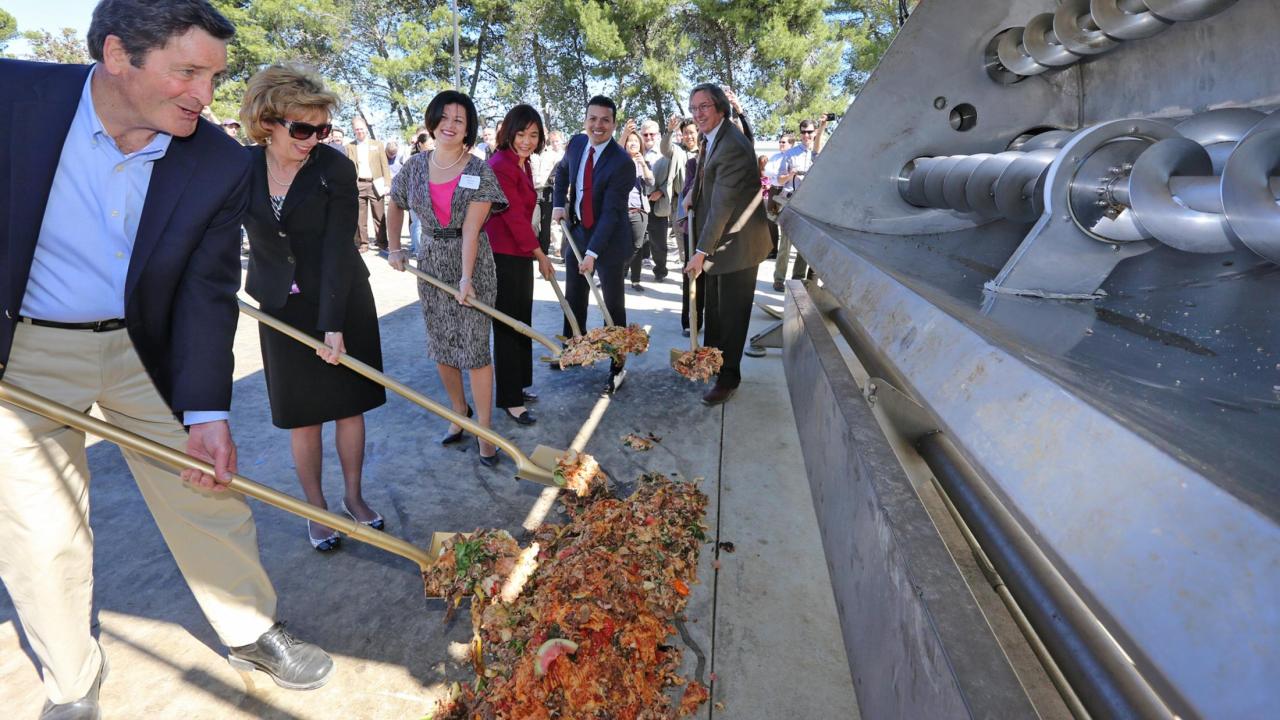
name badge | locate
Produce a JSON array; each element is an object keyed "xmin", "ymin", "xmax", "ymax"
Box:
[{"xmin": 458, "ymin": 174, "xmax": 481, "ymax": 190}]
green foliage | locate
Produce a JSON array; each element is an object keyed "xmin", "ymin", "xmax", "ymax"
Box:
[
  {"xmin": 0, "ymin": 8, "xmax": 17, "ymax": 57},
  {"xmin": 205, "ymin": 0, "xmax": 911, "ymax": 139},
  {"xmin": 22, "ymin": 28, "xmax": 90, "ymax": 65}
]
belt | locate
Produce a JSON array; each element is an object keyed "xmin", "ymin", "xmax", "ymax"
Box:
[
  {"xmin": 431, "ymin": 228, "xmax": 463, "ymax": 239},
  {"xmin": 20, "ymin": 316, "xmax": 127, "ymax": 332}
]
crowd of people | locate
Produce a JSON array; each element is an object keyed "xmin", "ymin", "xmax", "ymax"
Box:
[{"xmin": 0, "ymin": 1, "xmax": 829, "ymax": 718}]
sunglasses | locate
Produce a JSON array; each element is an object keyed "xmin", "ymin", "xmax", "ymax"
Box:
[
  {"xmin": 277, "ymin": 119, "xmax": 333, "ymax": 141},
  {"xmin": 800, "ymin": 130, "xmax": 816, "ymax": 135}
]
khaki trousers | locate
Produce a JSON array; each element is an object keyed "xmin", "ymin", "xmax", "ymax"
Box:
[{"xmin": 0, "ymin": 322, "xmax": 277, "ymax": 703}]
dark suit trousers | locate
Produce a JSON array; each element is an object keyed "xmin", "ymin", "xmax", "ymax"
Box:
[
  {"xmin": 493, "ymin": 253, "xmax": 534, "ymax": 409},
  {"xmin": 630, "ymin": 214, "xmax": 670, "ymax": 282},
  {"xmin": 703, "ymin": 265, "xmax": 758, "ymax": 389},
  {"xmin": 537, "ymin": 187, "xmax": 553, "ymax": 254},
  {"xmin": 562, "ymin": 225, "xmax": 627, "ymax": 367},
  {"xmin": 355, "ymin": 179, "xmax": 387, "ymax": 247}
]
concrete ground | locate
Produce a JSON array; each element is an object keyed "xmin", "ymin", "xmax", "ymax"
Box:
[{"xmin": 0, "ymin": 241, "xmax": 857, "ymax": 719}]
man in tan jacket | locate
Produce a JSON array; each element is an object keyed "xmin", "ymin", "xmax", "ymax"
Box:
[
  {"xmin": 345, "ymin": 117, "xmax": 392, "ymax": 250},
  {"xmin": 683, "ymin": 83, "xmax": 772, "ymax": 405}
]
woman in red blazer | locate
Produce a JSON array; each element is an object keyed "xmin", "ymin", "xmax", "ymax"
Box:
[{"xmin": 485, "ymin": 105, "xmax": 555, "ymax": 424}]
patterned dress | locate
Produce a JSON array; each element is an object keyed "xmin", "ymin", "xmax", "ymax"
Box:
[{"xmin": 391, "ymin": 152, "xmax": 508, "ymax": 368}]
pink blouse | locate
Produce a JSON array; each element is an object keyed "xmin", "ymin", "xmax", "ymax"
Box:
[{"xmin": 429, "ymin": 175, "xmax": 462, "ymax": 227}]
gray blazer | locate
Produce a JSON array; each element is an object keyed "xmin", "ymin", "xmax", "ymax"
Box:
[{"xmin": 691, "ymin": 120, "xmax": 772, "ymax": 276}]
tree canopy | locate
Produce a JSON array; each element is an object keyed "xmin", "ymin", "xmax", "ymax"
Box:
[{"xmin": 7, "ymin": 0, "xmax": 915, "ymax": 140}]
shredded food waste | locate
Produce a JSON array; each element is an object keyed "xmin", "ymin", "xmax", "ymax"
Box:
[
  {"xmin": 671, "ymin": 347, "xmax": 724, "ymax": 382},
  {"xmin": 423, "ymin": 473, "xmax": 711, "ymax": 720},
  {"xmin": 621, "ymin": 432, "xmax": 661, "ymax": 451},
  {"xmin": 560, "ymin": 324, "xmax": 650, "ymax": 368}
]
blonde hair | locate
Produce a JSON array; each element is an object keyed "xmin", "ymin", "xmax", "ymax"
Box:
[{"xmin": 239, "ymin": 64, "xmax": 339, "ymax": 145}]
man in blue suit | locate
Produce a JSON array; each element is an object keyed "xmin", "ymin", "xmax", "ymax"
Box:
[
  {"xmin": 0, "ymin": 2, "xmax": 331, "ymax": 718},
  {"xmin": 552, "ymin": 95, "xmax": 638, "ymax": 393}
]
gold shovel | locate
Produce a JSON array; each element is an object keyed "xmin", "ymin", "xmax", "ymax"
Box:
[
  {"xmin": 559, "ymin": 219, "xmax": 615, "ymax": 327},
  {"xmin": 0, "ymin": 380, "xmax": 457, "ymax": 576},
  {"xmin": 545, "ymin": 271, "xmax": 582, "ymax": 338},
  {"xmin": 671, "ymin": 268, "xmax": 700, "ymax": 366},
  {"xmin": 239, "ymin": 301, "xmax": 565, "ymax": 486},
  {"xmin": 397, "ymin": 260, "xmax": 565, "ymax": 362}
]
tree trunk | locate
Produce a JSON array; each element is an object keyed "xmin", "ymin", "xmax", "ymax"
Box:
[{"xmin": 469, "ymin": 22, "xmax": 488, "ymax": 98}]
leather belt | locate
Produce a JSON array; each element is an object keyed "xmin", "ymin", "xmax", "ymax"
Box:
[
  {"xmin": 432, "ymin": 228, "xmax": 463, "ymax": 239},
  {"xmin": 20, "ymin": 316, "xmax": 127, "ymax": 332}
]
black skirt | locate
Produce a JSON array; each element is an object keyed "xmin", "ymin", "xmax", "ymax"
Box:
[{"xmin": 259, "ymin": 280, "xmax": 386, "ymax": 428}]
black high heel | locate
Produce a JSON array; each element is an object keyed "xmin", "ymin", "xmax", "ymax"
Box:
[
  {"xmin": 440, "ymin": 405, "xmax": 473, "ymax": 445},
  {"xmin": 477, "ymin": 438, "xmax": 499, "ymax": 468},
  {"xmin": 504, "ymin": 407, "xmax": 537, "ymax": 425}
]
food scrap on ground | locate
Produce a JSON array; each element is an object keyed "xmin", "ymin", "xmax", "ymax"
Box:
[
  {"xmin": 622, "ymin": 432, "xmax": 661, "ymax": 451},
  {"xmin": 425, "ymin": 473, "xmax": 710, "ymax": 720},
  {"xmin": 560, "ymin": 324, "xmax": 651, "ymax": 368},
  {"xmin": 672, "ymin": 347, "xmax": 724, "ymax": 382}
]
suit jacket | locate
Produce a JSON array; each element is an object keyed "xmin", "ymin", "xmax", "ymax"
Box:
[
  {"xmin": 485, "ymin": 148, "xmax": 540, "ymax": 257},
  {"xmin": 692, "ymin": 120, "xmax": 772, "ymax": 275},
  {"xmin": 661, "ymin": 132, "xmax": 692, "ymax": 220},
  {"xmin": 552, "ymin": 134, "xmax": 636, "ymax": 266},
  {"xmin": 344, "ymin": 139, "xmax": 392, "ymax": 196},
  {"xmin": 0, "ymin": 60, "xmax": 251, "ymax": 414},
  {"xmin": 243, "ymin": 143, "xmax": 367, "ymax": 330}
]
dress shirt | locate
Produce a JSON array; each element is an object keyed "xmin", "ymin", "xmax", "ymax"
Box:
[
  {"xmin": 574, "ymin": 137, "xmax": 611, "ymax": 223},
  {"xmin": 763, "ymin": 151, "xmax": 786, "ymax": 187},
  {"xmin": 778, "ymin": 144, "xmax": 816, "ymax": 192},
  {"xmin": 20, "ymin": 67, "xmax": 222, "ymax": 425},
  {"xmin": 355, "ymin": 140, "xmax": 372, "ymax": 179},
  {"xmin": 691, "ymin": 120, "xmax": 724, "ymax": 257},
  {"xmin": 531, "ymin": 148, "xmax": 563, "ymax": 189}
]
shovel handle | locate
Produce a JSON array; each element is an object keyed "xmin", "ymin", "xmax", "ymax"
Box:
[
  {"xmin": 545, "ymin": 272, "xmax": 582, "ymax": 338},
  {"xmin": 400, "ymin": 261, "xmax": 561, "ymax": 358},
  {"xmin": 0, "ymin": 380, "xmax": 436, "ymax": 571},
  {"xmin": 559, "ymin": 220, "xmax": 615, "ymax": 327},
  {"xmin": 238, "ymin": 301, "xmax": 556, "ymax": 485},
  {"xmin": 688, "ymin": 209, "xmax": 699, "ymax": 352}
]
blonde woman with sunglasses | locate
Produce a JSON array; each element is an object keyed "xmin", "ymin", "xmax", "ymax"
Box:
[{"xmin": 239, "ymin": 65, "xmax": 387, "ymax": 551}]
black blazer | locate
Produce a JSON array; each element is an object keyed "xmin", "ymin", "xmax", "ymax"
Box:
[
  {"xmin": 243, "ymin": 143, "xmax": 365, "ymax": 330},
  {"xmin": 552, "ymin": 133, "xmax": 636, "ymax": 266},
  {"xmin": 0, "ymin": 60, "xmax": 250, "ymax": 415}
]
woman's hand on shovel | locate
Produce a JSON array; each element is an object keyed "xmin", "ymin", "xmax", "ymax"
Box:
[
  {"xmin": 455, "ymin": 276, "xmax": 476, "ymax": 306},
  {"xmin": 388, "ymin": 248, "xmax": 409, "ymax": 271},
  {"xmin": 183, "ymin": 420, "xmax": 237, "ymax": 491},
  {"xmin": 318, "ymin": 331, "xmax": 345, "ymax": 365}
]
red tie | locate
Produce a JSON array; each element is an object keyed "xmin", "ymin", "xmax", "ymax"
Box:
[{"xmin": 581, "ymin": 146, "xmax": 596, "ymax": 229}]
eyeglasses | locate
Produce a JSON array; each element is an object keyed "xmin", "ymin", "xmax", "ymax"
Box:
[
  {"xmin": 641, "ymin": 132, "xmax": 659, "ymax": 137},
  {"xmin": 799, "ymin": 130, "xmax": 816, "ymax": 135},
  {"xmin": 277, "ymin": 119, "xmax": 333, "ymax": 141},
  {"xmin": 688, "ymin": 102, "xmax": 716, "ymax": 115}
]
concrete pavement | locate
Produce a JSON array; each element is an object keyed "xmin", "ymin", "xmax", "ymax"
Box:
[{"xmin": 0, "ymin": 245, "xmax": 857, "ymax": 719}]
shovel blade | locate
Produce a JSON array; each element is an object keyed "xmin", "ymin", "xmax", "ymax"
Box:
[
  {"xmin": 528, "ymin": 445, "xmax": 567, "ymax": 484},
  {"xmin": 669, "ymin": 348, "xmax": 685, "ymax": 365}
]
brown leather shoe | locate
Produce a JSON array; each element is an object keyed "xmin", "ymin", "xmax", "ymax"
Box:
[{"xmin": 701, "ymin": 384, "xmax": 736, "ymax": 406}]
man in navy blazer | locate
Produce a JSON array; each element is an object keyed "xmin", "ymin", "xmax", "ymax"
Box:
[
  {"xmin": 0, "ymin": 2, "xmax": 331, "ymax": 717},
  {"xmin": 552, "ymin": 95, "xmax": 637, "ymax": 392}
]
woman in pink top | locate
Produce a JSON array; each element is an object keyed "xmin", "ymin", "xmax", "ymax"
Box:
[
  {"xmin": 386, "ymin": 91, "xmax": 508, "ymax": 467},
  {"xmin": 485, "ymin": 105, "xmax": 555, "ymax": 425}
]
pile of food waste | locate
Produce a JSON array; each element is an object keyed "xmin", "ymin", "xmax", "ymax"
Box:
[
  {"xmin": 423, "ymin": 472, "xmax": 710, "ymax": 720},
  {"xmin": 671, "ymin": 347, "xmax": 723, "ymax": 382},
  {"xmin": 559, "ymin": 324, "xmax": 651, "ymax": 368}
]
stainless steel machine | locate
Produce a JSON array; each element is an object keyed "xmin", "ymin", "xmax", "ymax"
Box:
[{"xmin": 777, "ymin": 1, "xmax": 1279, "ymax": 717}]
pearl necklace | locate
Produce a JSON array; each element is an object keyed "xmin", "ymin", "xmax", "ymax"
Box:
[
  {"xmin": 429, "ymin": 148, "xmax": 468, "ymax": 171},
  {"xmin": 265, "ymin": 153, "xmax": 303, "ymax": 188}
]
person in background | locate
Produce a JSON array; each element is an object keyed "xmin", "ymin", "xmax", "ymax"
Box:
[
  {"xmin": 220, "ymin": 118, "xmax": 243, "ymax": 142},
  {"xmin": 385, "ymin": 91, "xmax": 508, "ymax": 466},
  {"xmin": 239, "ymin": 64, "xmax": 387, "ymax": 552},
  {"xmin": 620, "ymin": 122, "xmax": 656, "ymax": 291},
  {"xmin": 327, "ymin": 127, "xmax": 345, "ymax": 148},
  {"xmin": 666, "ymin": 116, "xmax": 703, "ymax": 338},
  {"xmin": 344, "ymin": 116, "xmax": 391, "ymax": 251},
  {"xmin": 530, "ymin": 129, "xmax": 565, "ymax": 255},
  {"xmin": 775, "ymin": 117, "xmax": 828, "ymax": 281},
  {"xmin": 641, "ymin": 119, "xmax": 673, "ymax": 283},
  {"xmin": 407, "ymin": 131, "xmax": 434, "ymax": 252},
  {"xmin": 764, "ymin": 132, "xmax": 793, "ymax": 274},
  {"xmin": 386, "ymin": 138, "xmax": 405, "ymax": 178},
  {"xmin": 485, "ymin": 105, "xmax": 556, "ymax": 425}
]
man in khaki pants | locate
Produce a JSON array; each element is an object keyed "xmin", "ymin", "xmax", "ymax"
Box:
[{"xmin": 0, "ymin": 2, "xmax": 332, "ymax": 718}]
